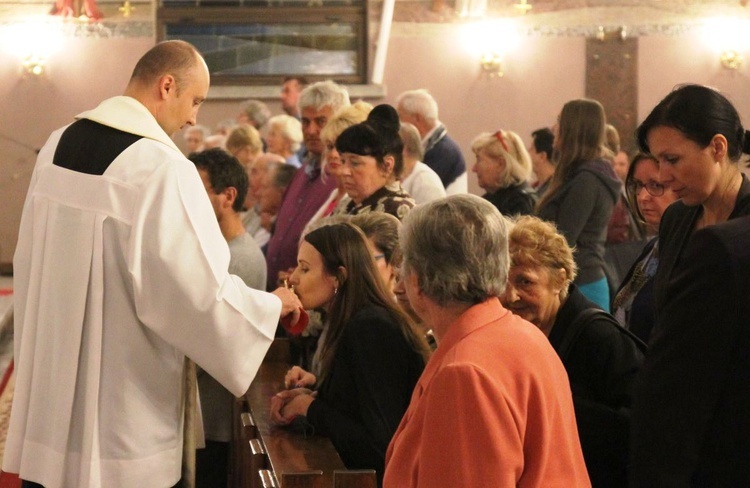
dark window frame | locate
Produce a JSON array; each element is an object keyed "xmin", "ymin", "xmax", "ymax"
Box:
[{"xmin": 157, "ymin": 4, "xmax": 369, "ymax": 86}]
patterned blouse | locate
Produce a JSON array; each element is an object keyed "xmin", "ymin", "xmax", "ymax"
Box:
[{"xmin": 337, "ymin": 182, "xmax": 416, "ymax": 221}]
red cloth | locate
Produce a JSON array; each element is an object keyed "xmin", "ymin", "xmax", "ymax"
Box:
[{"xmin": 0, "ymin": 471, "xmax": 20, "ymax": 488}]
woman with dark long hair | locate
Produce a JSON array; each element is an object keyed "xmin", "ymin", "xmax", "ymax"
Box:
[
  {"xmin": 537, "ymin": 99, "xmax": 622, "ymax": 311},
  {"xmin": 270, "ymin": 223, "xmax": 430, "ymax": 483}
]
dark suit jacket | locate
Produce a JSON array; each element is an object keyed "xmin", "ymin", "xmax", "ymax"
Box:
[
  {"xmin": 631, "ymin": 215, "xmax": 750, "ymax": 487},
  {"xmin": 306, "ymin": 304, "xmax": 425, "ymax": 483},
  {"xmin": 423, "ymin": 134, "xmax": 466, "ymax": 189},
  {"xmin": 654, "ymin": 174, "xmax": 750, "ymax": 316}
]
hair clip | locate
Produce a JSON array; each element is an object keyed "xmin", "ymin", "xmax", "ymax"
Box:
[{"xmin": 495, "ymin": 130, "xmax": 510, "ymax": 152}]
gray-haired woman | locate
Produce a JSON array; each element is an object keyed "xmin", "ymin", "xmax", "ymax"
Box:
[{"xmin": 383, "ymin": 194, "xmax": 590, "ymax": 488}]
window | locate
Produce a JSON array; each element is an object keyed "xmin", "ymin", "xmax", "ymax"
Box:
[{"xmin": 157, "ymin": 0, "xmax": 368, "ymax": 85}]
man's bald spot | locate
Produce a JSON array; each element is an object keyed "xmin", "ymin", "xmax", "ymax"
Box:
[{"xmin": 129, "ymin": 40, "xmax": 203, "ymax": 93}]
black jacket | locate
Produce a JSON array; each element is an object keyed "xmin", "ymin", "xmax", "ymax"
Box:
[
  {"xmin": 306, "ymin": 304, "xmax": 424, "ymax": 483},
  {"xmin": 549, "ymin": 285, "xmax": 645, "ymax": 487},
  {"xmin": 483, "ymin": 182, "xmax": 536, "ymax": 217},
  {"xmin": 631, "ymin": 215, "xmax": 750, "ymax": 486}
]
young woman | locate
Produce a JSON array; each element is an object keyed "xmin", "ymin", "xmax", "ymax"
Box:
[
  {"xmin": 537, "ymin": 99, "xmax": 621, "ymax": 311},
  {"xmin": 270, "ymin": 223, "xmax": 430, "ymax": 483}
]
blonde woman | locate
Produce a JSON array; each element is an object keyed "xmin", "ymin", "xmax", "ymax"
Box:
[
  {"xmin": 226, "ymin": 124, "xmax": 263, "ymax": 166},
  {"xmin": 471, "ymin": 129, "xmax": 535, "ymax": 216},
  {"xmin": 502, "ymin": 215, "xmax": 644, "ymax": 487},
  {"xmin": 266, "ymin": 114, "xmax": 303, "ymax": 167}
]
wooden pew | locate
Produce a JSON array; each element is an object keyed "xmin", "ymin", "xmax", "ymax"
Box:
[{"xmin": 234, "ymin": 339, "xmax": 377, "ymax": 488}]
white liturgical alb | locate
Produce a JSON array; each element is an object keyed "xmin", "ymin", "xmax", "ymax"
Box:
[{"xmin": 3, "ymin": 96, "xmax": 281, "ymax": 488}]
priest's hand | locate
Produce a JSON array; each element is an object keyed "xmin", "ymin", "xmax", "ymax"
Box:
[{"xmin": 272, "ymin": 287, "xmax": 303, "ymax": 323}]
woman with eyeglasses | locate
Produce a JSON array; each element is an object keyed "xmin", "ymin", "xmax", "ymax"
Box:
[
  {"xmin": 537, "ymin": 99, "xmax": 622, "ymax": 311},
  {"xmin": 611, "ymin": 153, "xmax": 678, "ymax": 343},
  {"xmin": 471, "ymin": 129, "xmax": 536, "ymax": 217}
]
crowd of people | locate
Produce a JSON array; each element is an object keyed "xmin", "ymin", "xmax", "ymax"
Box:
[{"xmin": 6, "ymin": 39, "xmax": 750, "ymax": 488}]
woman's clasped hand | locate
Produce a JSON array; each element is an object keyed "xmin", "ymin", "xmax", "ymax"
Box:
[{"xmin": 270, "ymin": 385, "xmax": 317, "ymax": 425}]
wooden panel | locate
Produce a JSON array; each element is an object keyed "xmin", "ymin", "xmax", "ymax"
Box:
[
  {"xmin": 245, "ymin": 361, "xmax": 347, "ymax": 486},
  {"xmin": 586, "ymin": 33, "xmax": 639, "ymax": 153},
  {"xmin": 280, "ymin": 471, "xmax": 324, "ymax": 488},
  {"xmin": 238, "ymin": 339, "xmax": 348, "ymax": 487},
  {"xmin": 333, "ymin": 469, "xmax": 377, "ymax": 488}
]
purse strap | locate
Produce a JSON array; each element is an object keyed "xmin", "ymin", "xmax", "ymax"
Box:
[{"xmin": 557, "ymin": 307, "xmax": 647, "ymax": 363}]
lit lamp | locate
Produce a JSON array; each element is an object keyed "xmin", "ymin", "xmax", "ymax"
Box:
[
  {"xmin": 703, "ymin": 17, "xmax": 750, "ymax": 70},
  {"xmin": 0, "ymin": 20, "xmax": 64, "ymax": 77},
  {"xmin": 480, "ymin": 52, "xmax": 504, "ymax": 76},
  {"xmin": 462, "ymin": 19, "xmax": 520, "ymax": 78},
  {"xmin": 720, "ymin": 50, "xmax": 743, "ymax": 70},
  {"xmin": 22, "ymin": 54, "xmax": 46, "ymax": 76}
]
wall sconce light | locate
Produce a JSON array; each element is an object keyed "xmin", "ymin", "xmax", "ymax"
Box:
[
  {"xmin": 1, "ymin": 19, "xmax": 64, "ymax": 78},
  {"xmin": 720, "ymin": 50, "xmax": 743, "ymax": 69},
  {"xmin": 480, "ymin": 52, "xmax": 503, "ymax": 77},
  {"xmin": 22, "ymin": 54, "xmax": 46, "ymax": 76},
  {"xmin": 461, "ymin": 19, "xmax": 520, "ymax": 78},
  {"xmin": 703, "ymin": 17, "xmax": 750, "ymax": 70}
]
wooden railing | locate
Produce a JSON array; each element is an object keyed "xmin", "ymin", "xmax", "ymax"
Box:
[{"xmin": 231, "ymin": 339, "xmax": 376, "ymax": 488}]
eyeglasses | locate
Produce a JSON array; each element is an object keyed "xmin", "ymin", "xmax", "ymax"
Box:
[{"xmin": 627, "ymin": 179, "xmax": 666, "ymax": 197}]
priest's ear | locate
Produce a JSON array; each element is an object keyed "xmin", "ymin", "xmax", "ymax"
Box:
[{"xmin": 158, "ymin": 74, "xmax": 178, "ymax": 100}]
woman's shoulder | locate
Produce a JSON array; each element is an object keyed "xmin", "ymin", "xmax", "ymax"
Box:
[
  {"xmin": 554, "ymin": 288, "xmax": 644, "ymax": 353},
  {"xmin": 659, "ymin": 200, "xmax": 696, "ymax": 241},
  {"xmin": 346, "ymin": 303, "xmax": 400, "ymax": 332}
]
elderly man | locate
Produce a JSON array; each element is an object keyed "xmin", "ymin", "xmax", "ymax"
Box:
[
  {"xmin": 384, "ymin": 195, "xmax": 590, "ymax": 487},
  {"xmin": 264, "ymin": 80, "xmax": 349, "ymax": 290},
  {"xmin": 183, "ymin": 124, "xmax": 209, "ymax": 154},
  {"xmin": 259, "ymin": 162, "xmax": 297, "ymax": 235},
  {"xmin": 242, "ymin": 152, "xmax": 286, "ymax": 248},
  {"xmin": 237, "ymin": 99, "xmax": 272, "ymax": 132},
  {"xmin": 4, "ymin": 40, "xmax": 300, "ymax": 488},
  {"xmin": 396, "ymin": 89, "xmax": 467, "ymax": 195}
]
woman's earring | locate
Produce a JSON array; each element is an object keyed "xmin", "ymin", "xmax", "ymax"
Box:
[{"xmin": 334, "ymin": 287, "xmax": 338, "ymax": 295}]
